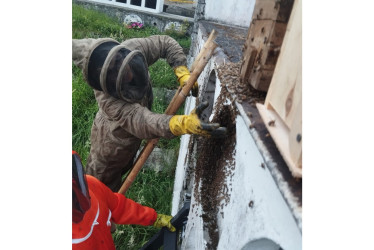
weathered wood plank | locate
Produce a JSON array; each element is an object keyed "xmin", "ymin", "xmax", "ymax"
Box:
[
  {"xmin": 288, "ymin": 99, "xmax": 302, "ymax": 169},
  {"xmin": 265, "ymin": 0, "xmax": 301, "ymax": 128},
  {"xmin": 240, "ymin": 0, "xmax": 293, "ymax": 92},
  {"xmin": 257, "ymin": 0, "xmax": 302, "ymax": 177},
  {"xmin": 249, "ymin": 68, "xmax": 274, "ymax": 92},
  {"xmin": 252, "ymin": 0, "xmax": 295, "ymax": 22},
  {"xmin": 257, "ymin": 103, "xmax": 302, "ymax": 178}
]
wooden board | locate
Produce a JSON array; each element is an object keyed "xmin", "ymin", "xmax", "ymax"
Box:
[
  {"xmin": 252, "ymin": 0, "xmax": 295, "ymax": 22},
  {"xmin": 257, "ymin": 0, "xmax": 302, "ymax": 177},
  {"xmin": 240, "ymin": 0, "xmax": 294, "ymax": 92},
  {"xmin": 265, "ymin": 0, "xmax": 302, "ymax": 128},
  {"xmin": 288, "ymin": 99, "xmax": 302, "ymax": 168},
  {"xmin": 257, "ymin": 103, "xmax": 302, "ymax": 178},
  {"xmin": 248, "ymin": 68, "xmax": 275, "ymax": 92}
]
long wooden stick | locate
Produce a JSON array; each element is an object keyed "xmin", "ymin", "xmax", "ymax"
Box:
[
  {"xmin": 118, "ymin": 30, "xmax": 219, "ymax": 195},
  {"xmin": 190, "ymin": 29, "xmax": 218, "ymax": 73}
]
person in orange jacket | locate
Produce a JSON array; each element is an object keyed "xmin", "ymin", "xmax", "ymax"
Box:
[{"xmin": 72, "ymin": 150, "xmax": 175, "ymax": 249}]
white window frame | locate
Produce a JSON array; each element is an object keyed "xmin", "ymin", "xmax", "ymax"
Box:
[{"xmin": 90, "ymin": 0, "xmax": 164, "ymax": 13}]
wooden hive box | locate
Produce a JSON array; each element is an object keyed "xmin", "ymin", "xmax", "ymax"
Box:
[
  {"xmin": 257, "ymin": 0, "xmax": 302, "ymax": 177},
  {"xmin": 240, "ymin": 0, "xmax": 294, "ymax": 92}
]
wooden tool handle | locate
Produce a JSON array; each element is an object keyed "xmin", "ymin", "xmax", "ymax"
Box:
[{"xmin": 190, "ymin": 29, "xmax": 218, "ymax": 73}]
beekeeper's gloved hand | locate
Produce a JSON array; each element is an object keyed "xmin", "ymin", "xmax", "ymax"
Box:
[
  {"xmin": 174, "ymin": 65, "xmax": 199, "ymax": 97},
  {"xmin": 153, "ymin": 214, "xmax": 176, "ymax": 232},
  {"xmin": 169, "ymin": 101, "xmax": 227, "ymax": 137}
]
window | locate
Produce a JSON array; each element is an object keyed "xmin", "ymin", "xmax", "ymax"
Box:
[
  {"xmin": 130, "ymin": 0, "xmax": 141, "ymax": 6},
  {"xmin": 145, "ymin": 0, "xmax": 156, "ymax": 9}
]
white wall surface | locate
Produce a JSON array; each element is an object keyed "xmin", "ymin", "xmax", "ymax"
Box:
[
  {"xmin": 217, "ymin": 116, "xmax": 302, "ymax": 250},
  {"xmin": 205, "ymin": 0, "xmax": 256, "ymax": 27},
  {"xmin": 171, "ymin": 97, "xmax": 194, "ymax": 216},
  {"xmin": 174, "ymin": 113, "xmax": 302, "ymax": 250}
]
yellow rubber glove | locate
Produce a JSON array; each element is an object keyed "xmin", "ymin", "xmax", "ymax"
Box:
[
  {"xmin": 169, "ymin": 101, "xmax": 227, "ymax": 137},
  {"xmin": 153, "ymin": 214, "xmax": 176, "ymax": 232},
  {"xmin": 174, "ymin": 65, "xmax": 199, "ymax": 97}
]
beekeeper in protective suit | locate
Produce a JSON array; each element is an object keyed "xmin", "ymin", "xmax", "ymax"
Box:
[{"xmin": 72, "ymin": 35, "xmax": 226, "ymax": 192}]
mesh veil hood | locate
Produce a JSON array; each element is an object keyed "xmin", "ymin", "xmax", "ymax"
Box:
[
  {"xmin": 84, "ymin": 40, "xmax": 150, "ymax": 102},
  {"xmin": 72, "ymin": 151, "xmax": 90, "ymax": 223}
]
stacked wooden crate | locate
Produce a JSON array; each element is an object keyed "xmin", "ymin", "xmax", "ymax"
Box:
[{"xmin": 240, "ymin": 0, "xmax": 294, "ymax": 92}]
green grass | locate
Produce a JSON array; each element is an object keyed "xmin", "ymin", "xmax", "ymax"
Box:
[
  {"xmin": 149, "ymin": 59, "xmax": 179, "ymax": 89},
  {"xmin": 72, "ymin": 4, "xmax": 160, "ymax": 40},
  {"xmin": 72, "ymin": 64, "xmax": 97, "ymax": 166},
  {"xmin": 72, "ymin": 3, "xmax": 190, "ymax": 249},
  {"xmin": 72, "ymin": 4, "xmax": 191, "ymax": 51}
]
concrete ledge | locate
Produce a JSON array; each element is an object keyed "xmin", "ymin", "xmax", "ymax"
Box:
[{"xmin": 163, "ymin": 4, "xmax": 195, "ymax": 18}]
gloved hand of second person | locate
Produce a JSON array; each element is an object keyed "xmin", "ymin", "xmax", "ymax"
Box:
[
  {"xmin": 174, "ymin": 65, "xmax": 199, "ymax": 97},
  {"xmin": 169, "ymin": 101, "xmax": 227, "ymax": 137},
  {"xmin": 153, "ymin": 214, "xmax": 176, "ymax": 232}
]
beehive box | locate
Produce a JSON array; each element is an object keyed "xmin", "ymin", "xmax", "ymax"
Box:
[{"xmin": 240, "ymin": 0, "xmax": 294, "ymax": 92}]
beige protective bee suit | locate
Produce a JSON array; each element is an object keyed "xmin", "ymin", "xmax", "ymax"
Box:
[{"xmin": 73, "ymin": 36, "xmax": 187, "ymax": 191}]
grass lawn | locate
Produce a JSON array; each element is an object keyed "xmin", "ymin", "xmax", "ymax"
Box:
[{"xmin": 72, "ymin": 3, "xmax": 189, "ymax": 249}]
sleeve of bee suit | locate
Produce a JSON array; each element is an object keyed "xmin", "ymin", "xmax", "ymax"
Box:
[
  {"xmin": 95, "ymin": 93, "xmax": 175, "ymax": 139},
  {"xmin": 86, "ymin": 175, "xmax": 157, "ymax": 226},
  {"xmin": 118, "ymin": 102, "xmax": 175, "ymax": 139},
  {"xmin": 121, "ymin": 35, "xmax": 187, "ymax": 68}
]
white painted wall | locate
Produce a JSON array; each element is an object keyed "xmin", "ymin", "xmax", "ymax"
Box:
[
  {"xmin": 175, "ymin": 113, "xmax": 302, "ymax": 250},
  {"xmin": 217, "ymin": 116, "xmax": 301, "ymax": 250},
  {"xmin": 171, "ymin": 98, "xmax": 194, "ymax": 216},
  {"xmin": 204, "ymin": 0, "xmax": 256, "ymax": 27}
]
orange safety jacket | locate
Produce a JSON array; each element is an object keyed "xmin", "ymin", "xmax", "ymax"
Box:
[{"xmin": 72, "ymin": 175, "xmax": 157, "ymax": 250}]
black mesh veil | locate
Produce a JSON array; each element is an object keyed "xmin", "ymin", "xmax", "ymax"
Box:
[
  {"xmin": 72, "ymin": 151, "xmax": 91, "ymax": 223},
  {"xmin": 87, "ymin": 42, "xmax": 149, "ymax": 102},
  {"xmin": 87, "ymin": 42, "xmax": 119, "ymax": 91},
  {"xmin": 116, "ymin": 51, "xmax": 149, "ymax": 101}
]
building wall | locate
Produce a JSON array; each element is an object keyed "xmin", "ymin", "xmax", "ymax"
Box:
[
  {"xmin": 217, "ymin": 115, "xmax": 301, "ymax": 250},
  {"xmin": 204, "ymin": 0, "xmax": 256, "ymax": 27}
]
